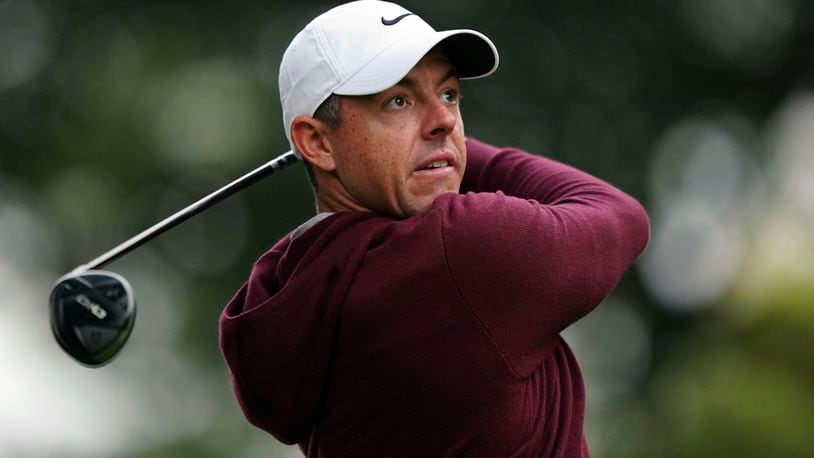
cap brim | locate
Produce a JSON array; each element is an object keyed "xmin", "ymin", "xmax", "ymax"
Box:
[{"xmin": 333, "ymin": 29, "xmax": 498, "ymax": 96}]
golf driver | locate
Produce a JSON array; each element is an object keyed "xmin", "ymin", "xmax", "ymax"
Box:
[{"xmin": 50, "ymin": 150, "xmax": 299, "ymax": 367}]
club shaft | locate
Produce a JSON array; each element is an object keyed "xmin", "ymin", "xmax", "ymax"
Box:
[{"xmin": 73, "ymin": 151, "xmax": 299, "ymax": 273}]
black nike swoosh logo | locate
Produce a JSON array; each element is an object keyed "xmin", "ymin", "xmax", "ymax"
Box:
[{"xmin": 381, "ymin": 13, "xmax": 414, "ymax": 26}]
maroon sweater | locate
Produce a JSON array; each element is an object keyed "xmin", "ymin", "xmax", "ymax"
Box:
[{"xmin": 219, "ymin": 138, "xmax": 650, "ymax": 457}]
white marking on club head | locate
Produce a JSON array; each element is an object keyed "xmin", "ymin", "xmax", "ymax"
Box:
[{"xmin": 76, "ymin": 294, "xmax": 108, "ymax": 320}]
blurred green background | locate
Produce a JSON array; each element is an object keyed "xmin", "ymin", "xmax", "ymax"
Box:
[{"xmin": 2, "ymin": 0, "xmax": 813, "ymax": 456}]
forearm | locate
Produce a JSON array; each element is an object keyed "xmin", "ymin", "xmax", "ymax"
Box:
[{"xmin": 463, "ymin": 137, "xmax": 625, "ymax": 205}]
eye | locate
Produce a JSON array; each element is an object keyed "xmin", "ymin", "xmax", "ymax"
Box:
[
  {"xmin": 441, "ymin": 89, "xmax": 459, "ymax": 104},
  {"xmin": 385, "ymin": 95, "xmax": 407, "ymax": 109}
]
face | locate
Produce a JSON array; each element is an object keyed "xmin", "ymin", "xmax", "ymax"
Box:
[{"xmin": 324, "ymin": 49, "xmax": 466, "ymax": 218}]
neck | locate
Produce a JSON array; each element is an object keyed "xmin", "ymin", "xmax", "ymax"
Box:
[
  {"xmin": 313, "ymin": 171, "xmax": 370, "ymax": 214},
  {"xmin": 315, "ymin": 190, "xmax": 368, "ymax": 214}
]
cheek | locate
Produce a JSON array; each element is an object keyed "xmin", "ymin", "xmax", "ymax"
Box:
[
  {"xmin": 452, "ymin": 121, "xmax": 466, "ymax": 151},
  {"xmin": 336, "ymin": 135, "xmax": 392, "ymax": 192},
  {"xmin": 351, "ymin": 125, "xmax": 407, "ymax": 172},
  {"xmin": 333, "ymin": 110, "xmax": 417, "ymax": 185}
]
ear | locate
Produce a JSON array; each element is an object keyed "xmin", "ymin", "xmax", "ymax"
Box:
[{"xmin": 290, "ymin": 115, "xmax": 337, "ymax": 173}]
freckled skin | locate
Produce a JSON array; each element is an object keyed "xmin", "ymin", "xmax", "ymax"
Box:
[{"xmin": 319, "ymin": 50, "xmax": 466, "ymax": 218}]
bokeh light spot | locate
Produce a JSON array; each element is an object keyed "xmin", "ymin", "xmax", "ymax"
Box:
[
  {"xmin": 681, "ymin": 0, "xmax": 798, "ymax": 71},
  {"xmin": 641, "ymin": 201, "xmax": 744, "ymax": 310},
  {"xmin": 152, "ymin": 59, "xmax": 266, "ymax": 167},
  {"xmin": 0, "ymin": 0, "xmax": 51, "ymax": 91}
]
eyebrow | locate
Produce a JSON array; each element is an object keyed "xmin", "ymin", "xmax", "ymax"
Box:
[{"xmin": 395, "ymin": 67, "xmax": 459, "ymax": 90}]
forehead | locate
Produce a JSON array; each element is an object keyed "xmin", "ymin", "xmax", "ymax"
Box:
[
  {"xmin": 419, "ymin": 47, "xmax": 453, "ymax": 64},
  {"xmin": 407, "ymin": 47, "xmax": 455, "ymax": 77}
]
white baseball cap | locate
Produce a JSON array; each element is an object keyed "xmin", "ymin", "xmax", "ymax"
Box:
[{"xmin": 279, "ymin": 0, "xmax": 499, "ymax": 152}]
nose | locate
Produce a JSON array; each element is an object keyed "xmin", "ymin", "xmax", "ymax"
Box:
[{"xmin": 421, "ymin": 98, "xmax": 457, "ymax": 140}]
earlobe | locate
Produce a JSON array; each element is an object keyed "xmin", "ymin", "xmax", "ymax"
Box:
[{"xmin": 291, "ymin": 115, "xmax": 337, "ymax": 172}]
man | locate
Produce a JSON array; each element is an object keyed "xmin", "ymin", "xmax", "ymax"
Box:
[{"xmin": 219, "ymin": 1, "xmax": 650, "ymax": 456}]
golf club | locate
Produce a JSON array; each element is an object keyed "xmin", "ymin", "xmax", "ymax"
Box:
[{"xmin": 50, "ymin": 150, "xmax": 299, "ymax": 367}]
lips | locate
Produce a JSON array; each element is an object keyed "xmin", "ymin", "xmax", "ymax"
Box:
[{"xmin": 415, "ymin": 150, "xmax": 456, "ymax": 172}]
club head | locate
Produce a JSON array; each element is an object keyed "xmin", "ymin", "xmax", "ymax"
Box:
[{"xmin": 50, "ymin": 270, "xmax": 136, "ymax": 368}]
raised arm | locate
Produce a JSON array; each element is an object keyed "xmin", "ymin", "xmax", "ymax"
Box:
[{"xmin": 440, "ymin": 138, "xmax": 649, "ymax": 377}]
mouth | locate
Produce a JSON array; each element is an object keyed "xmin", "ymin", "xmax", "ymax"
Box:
[
  {"xmin": 423, "ymin": 159, "xmax": 450, "ymax": 169},
  {"xmin": 413, "ymin": 151, "xmax": 457, "ymax": 175}
]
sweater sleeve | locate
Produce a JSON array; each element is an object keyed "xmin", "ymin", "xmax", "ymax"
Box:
[{"xmin": 439, "ymin": 138, "xmax": 650, "ymax": 378}]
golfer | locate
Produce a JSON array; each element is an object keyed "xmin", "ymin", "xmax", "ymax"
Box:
[{"xmin": 220, "ymin": 1, "xmax": 650, "ymax": 456}]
